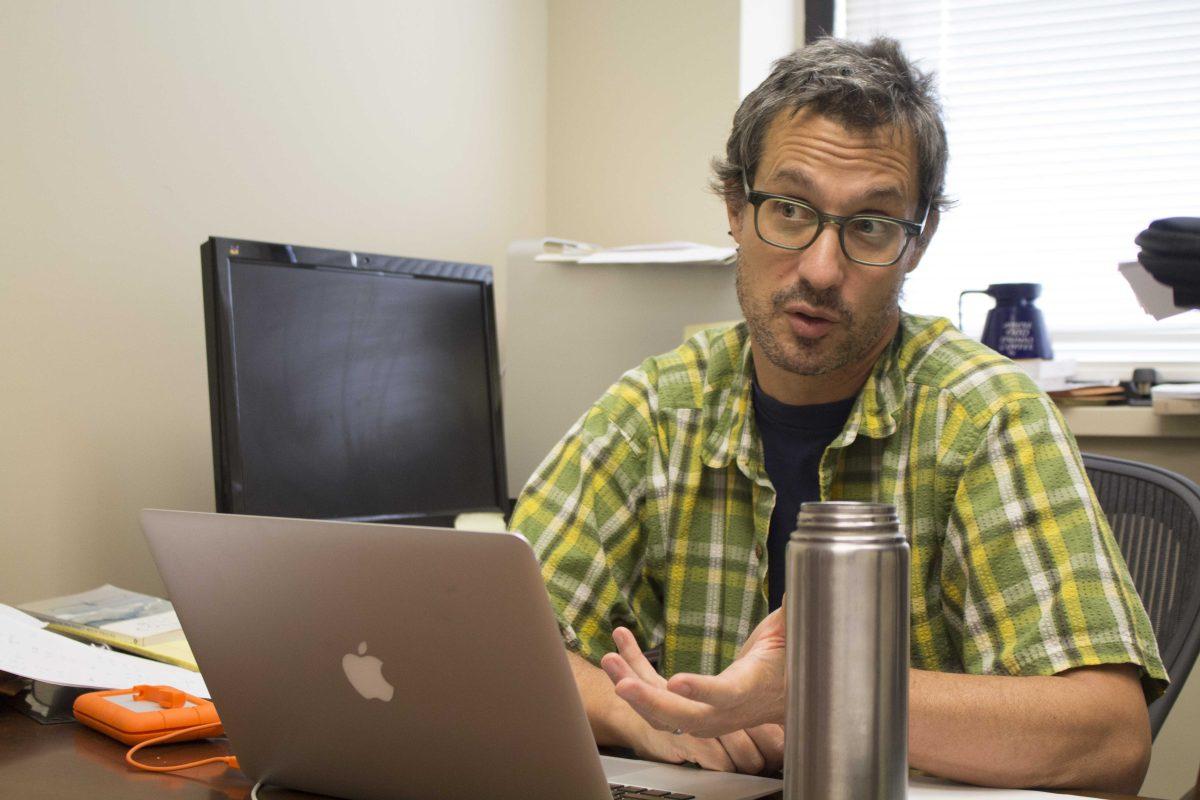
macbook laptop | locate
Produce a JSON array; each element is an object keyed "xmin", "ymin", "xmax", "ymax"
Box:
[{"xmin": 141, "ymin": 510, "xmax": 783, "ymax": 800}]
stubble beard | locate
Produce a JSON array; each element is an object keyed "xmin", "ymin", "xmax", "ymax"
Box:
[{"xmin": 735, "ymin": 253, "xmax": 901, "ymax": 377}]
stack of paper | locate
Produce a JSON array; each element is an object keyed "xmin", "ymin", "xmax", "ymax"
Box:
[
  {"xmin": 534, "ymin": 239, "xmax": 735, "ymax": 266},
  {"xmin": 0, "ymin": 604, "xmax": 208, "ymax": 697},
  {"xmin": 17, "ymin": 584, "xmax": 197, "ymax": 670},
  {"xmin": 1048, "ymin": 381, "xmax": 1126, "ymax": 406},
  {"xmin": 532, "ymin": 237, "xmax": 603, "ymax": 263}
]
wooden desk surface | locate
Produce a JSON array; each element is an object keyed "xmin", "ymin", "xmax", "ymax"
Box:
[
  {"xmin": 0, "ymin": 707, "xmax": 312, "ymax": 799},
  {"xmin": 0, "ymin": 706, "xmax": 1164, "ymax": 800}
]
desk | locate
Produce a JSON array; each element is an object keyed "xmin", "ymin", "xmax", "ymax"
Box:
[
  {"xmin": 0, "ymin": 707, "xmax": 1163, "ymax": 800},
  {"xmin": 0, "ymin": 707, "xmax": 309, "ymax": 799}
]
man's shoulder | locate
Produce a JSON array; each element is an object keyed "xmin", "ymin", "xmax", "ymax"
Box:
[
  {"xmin": 626, "ymin": 321, "xmax": 750, "ymax": 410},
  {"xmin": 896, "ymin": 313, "xmax": 1046, "ymax": 425},
  {"xmin": 586, "ymin": 321, "xmax": 748, "ymax": 443}
]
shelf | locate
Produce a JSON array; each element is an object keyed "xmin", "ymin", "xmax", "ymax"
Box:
[{"xmin": 1058, "ymin": 405, "xmax": 1200, "ymax": 439}]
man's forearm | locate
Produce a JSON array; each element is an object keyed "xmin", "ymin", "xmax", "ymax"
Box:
[
  {"xmin": 909, "ymin": 665, "xmax": 1150, "ymax": 793},
  {"xmin": 567, "ymin": 649, "xmax": 651, "ymax": 747}
]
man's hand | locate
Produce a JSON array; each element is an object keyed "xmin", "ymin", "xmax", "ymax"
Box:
[
  {"xmin": 629, "ymin": 719, "xmax": 784, "ymax": 776},
  {"xmin": 597, "ymin": 626, "xmax": 783, "ymax": 775},
  {"xmin": 600, "ymin": 608, "xmax": 787, "ymax": 740},
  {"xmin": 599, "ymin": 609, "xmax": 1151, "ymax": 793}
]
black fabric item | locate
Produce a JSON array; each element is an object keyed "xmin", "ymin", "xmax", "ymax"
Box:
[
  {"xmin": 1149, "ymin": 217, "xmax": 1200, "ymax": 235},
  {"xmin": 1174, "ymin": 286, "xmax": 1200, "ymax": 307},
  {"xmin": 1136, "ymin": 217, "xmax": 1200, "ymax": 301},
  {"xmin": 1136, "ymin": 227, "xmax": 1200, "ymax": 259},
  {"xmin": 1138, "ymin": 252, "xmax": 1200, "ymax": 286},
  {"xmin": 752, "ymin": 380, "xmax": 856, "ymax": 612}
]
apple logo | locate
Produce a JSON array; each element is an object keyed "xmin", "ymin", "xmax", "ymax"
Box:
[{"xmin": 342, "ymin": 641, "xmax": 394, "ymax": 702}]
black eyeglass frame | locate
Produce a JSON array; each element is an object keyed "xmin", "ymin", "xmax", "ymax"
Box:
[{"xmin": 744, "ymin": 185, "xmax": 930, "ymax": 267}]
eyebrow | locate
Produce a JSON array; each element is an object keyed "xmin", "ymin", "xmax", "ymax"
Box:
[{"xmin": 766, "ymin": 167, "xmax": 908, "ymax": 209}]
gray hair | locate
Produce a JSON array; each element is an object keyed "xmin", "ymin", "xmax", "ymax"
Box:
[{"xmin": 713, "ymin": 37, "xmax": 949, "ymax": 220}]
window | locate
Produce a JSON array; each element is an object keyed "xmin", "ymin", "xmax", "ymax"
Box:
[{"xmin": 834, "ymin": 0, "xmax": 1200, "ymax": 375}]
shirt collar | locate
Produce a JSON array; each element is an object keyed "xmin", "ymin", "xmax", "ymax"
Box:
[
  {"xmin": 701, "ymin": 319, "xmax": 908, "ymax": 475},
  {"xmin": 832, "ymin": 322, "xmax": 906, "ymax": 448}
]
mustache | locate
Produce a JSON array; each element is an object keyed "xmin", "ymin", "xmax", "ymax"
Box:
[{"xmin": 771, "ymin": 281, "xmax": 851, "ymax": 320}]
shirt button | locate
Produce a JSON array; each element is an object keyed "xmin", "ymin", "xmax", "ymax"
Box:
[{"xmin": 754, "ymin": 543, "xmax": 764, "ymax": 559}]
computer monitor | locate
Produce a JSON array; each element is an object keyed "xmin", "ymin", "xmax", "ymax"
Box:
[{"xmin": 200, "ymin": 237, "xmax": 508, "ymax": 525}]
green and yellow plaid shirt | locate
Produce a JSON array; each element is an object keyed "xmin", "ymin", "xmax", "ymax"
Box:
[{"xmin": 510, "ymin": 313, "xmax": 1166, "ymax": 693}]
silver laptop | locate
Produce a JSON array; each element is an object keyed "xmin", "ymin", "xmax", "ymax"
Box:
[{"xmin": 141, "ymin": 509, "xmax": 782, "ymax": 800}]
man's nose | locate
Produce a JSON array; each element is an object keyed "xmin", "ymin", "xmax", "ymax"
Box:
[{"xmin": 794, "ymin": 224, "xmax": 846, "ymax": 291}]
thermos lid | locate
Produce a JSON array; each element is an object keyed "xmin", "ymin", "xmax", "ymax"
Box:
[{"xmin": 792, "ymin": 501, "xmax": 903, "ymax": 540}]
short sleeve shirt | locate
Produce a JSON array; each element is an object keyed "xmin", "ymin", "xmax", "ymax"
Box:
[{"xmin": 509, "ymin": 314, "xmax": 1167, "ymax": 695}]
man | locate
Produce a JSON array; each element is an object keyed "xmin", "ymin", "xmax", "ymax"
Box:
[{"xmin": 509, "ymin": 37, "xmax": 1165, "ymax": 792}]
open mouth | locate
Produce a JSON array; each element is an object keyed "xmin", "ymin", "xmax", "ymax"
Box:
[{"xmin": 785, "ymin": 307, "xmax": 838, "ymax": 338}]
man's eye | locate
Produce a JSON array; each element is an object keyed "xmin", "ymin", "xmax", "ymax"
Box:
[
  {"xmin": 850, "ymin": 218, "xmax": 886, "ymax": 236},
  {"xmin": 771, "ymin": 201, "xmax": 812, "ymax": 223}
]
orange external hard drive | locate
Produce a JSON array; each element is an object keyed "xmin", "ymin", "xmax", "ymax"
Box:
[{"xmin": 73, "ymin": 685, "xmax": 222, "ymax": 745}]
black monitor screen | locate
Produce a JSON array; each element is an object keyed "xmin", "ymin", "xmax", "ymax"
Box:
[{"xmin": 202, "ymin": 238, "xmax": 507, "ymax": 522}]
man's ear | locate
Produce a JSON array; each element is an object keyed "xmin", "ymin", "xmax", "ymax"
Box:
[{"xmin": 906, "ymin": 208, "xmax": 940, "ymax": 273}]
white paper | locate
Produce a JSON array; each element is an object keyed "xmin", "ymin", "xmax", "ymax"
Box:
[
  {"xmin": 531, "ymin": 237, "xmax": 602, "ymax": 262},
  {"xmin": 100, "ymin": 609, "xmax": 183, "ymax": 641},
  {"xmin": 1118, "ymin": 260, "xmax": 1191, "ymax": 320},
  {"xmin": 0, "ymin": 603, "xmax": 209, "ymax": 698},
  {"xmin": 1153, "ymin": 382, "xmax": 1200, "ymax": 400},
  {"xmin": 0, "ymin": 605, "xmax": 47, "ymax": 629},
  {"xmin": 18, "ymin": 583, "xmax": 173, "ymax": 628},
  {"xmin": 577, "ymin": 241, "xmax": 735, "ymax": 265},
  {"xmin": 535, "ymin": 240, "xmax": 736, "ymax": 266}
]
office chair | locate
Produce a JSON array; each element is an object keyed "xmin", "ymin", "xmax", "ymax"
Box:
[{"xmin": 1082, "ymin": 453, "xmax": 1200, "ymax": 739}]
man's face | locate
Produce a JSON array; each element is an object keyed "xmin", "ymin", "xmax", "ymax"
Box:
[{"xmin": 730, "ymin": 109, "xmax": 928, "ymax": 379}]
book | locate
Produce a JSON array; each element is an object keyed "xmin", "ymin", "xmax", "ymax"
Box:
[
  {"xmin": 19, "ymin": 584, "xmax": 181, "ymax": 646},
  {"xmin": 17, "ymin": 584, "xmax": 199, "ymax": 671}
]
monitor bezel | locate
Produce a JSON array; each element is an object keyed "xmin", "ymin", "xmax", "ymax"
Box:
[{"xmin": 200, "ymin": 236, "xmax": 509, "ymax": 524}]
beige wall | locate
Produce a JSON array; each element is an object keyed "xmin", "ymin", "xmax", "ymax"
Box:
[
  {"xmin": 0, "ymin": 0, "xmax": 547, "ymax": 604},
  {"xmin": 547, "ymin": 0, "xmax": 740, "ymax": 247}
]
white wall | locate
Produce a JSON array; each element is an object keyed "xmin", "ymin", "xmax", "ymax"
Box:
[
  {"xmin": 0, "ymin": 0, "xmax": 547, "ymax": 604},
  {"xmin": 547, "ymin": 0, "xmax": 740, "ymax": 246}
]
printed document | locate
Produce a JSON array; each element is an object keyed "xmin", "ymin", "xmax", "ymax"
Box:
[{"xmin": 0, "ymin": 604, "xmax": 208, "ymax": 698}]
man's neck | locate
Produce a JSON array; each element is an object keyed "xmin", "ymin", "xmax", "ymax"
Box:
[{"xmin": 752, "ymin": 319, "xmax": 899, "ymax": 407}]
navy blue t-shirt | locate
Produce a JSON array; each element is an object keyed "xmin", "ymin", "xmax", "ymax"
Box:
[{"xmin": 752, "ymin": 380, "xmax": 856, "ymax": 611}]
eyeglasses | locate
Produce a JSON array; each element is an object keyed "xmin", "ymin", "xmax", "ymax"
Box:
[{"xmin": 743, "ymin": 181, "xmax": 929, "ymax": 267}]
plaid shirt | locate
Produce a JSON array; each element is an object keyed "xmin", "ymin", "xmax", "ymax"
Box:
[{"xmin": 510, "ymin": 314, "xmax": 1166, "ymax": 693}]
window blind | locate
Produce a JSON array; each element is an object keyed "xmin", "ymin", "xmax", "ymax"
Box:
[{"xmin": 835, "ymin": 0, "xmax": 1200, "ymax": 359}]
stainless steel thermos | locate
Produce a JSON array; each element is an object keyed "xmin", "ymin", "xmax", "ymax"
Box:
[{"xmin": 784, "ymin": 501, "xmax": 910, "ymax": 800}]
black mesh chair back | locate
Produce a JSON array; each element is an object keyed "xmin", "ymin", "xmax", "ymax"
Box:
[{"xmin": 1083, "ymin": 453, "xmax": 1200, "ymax": 738}]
